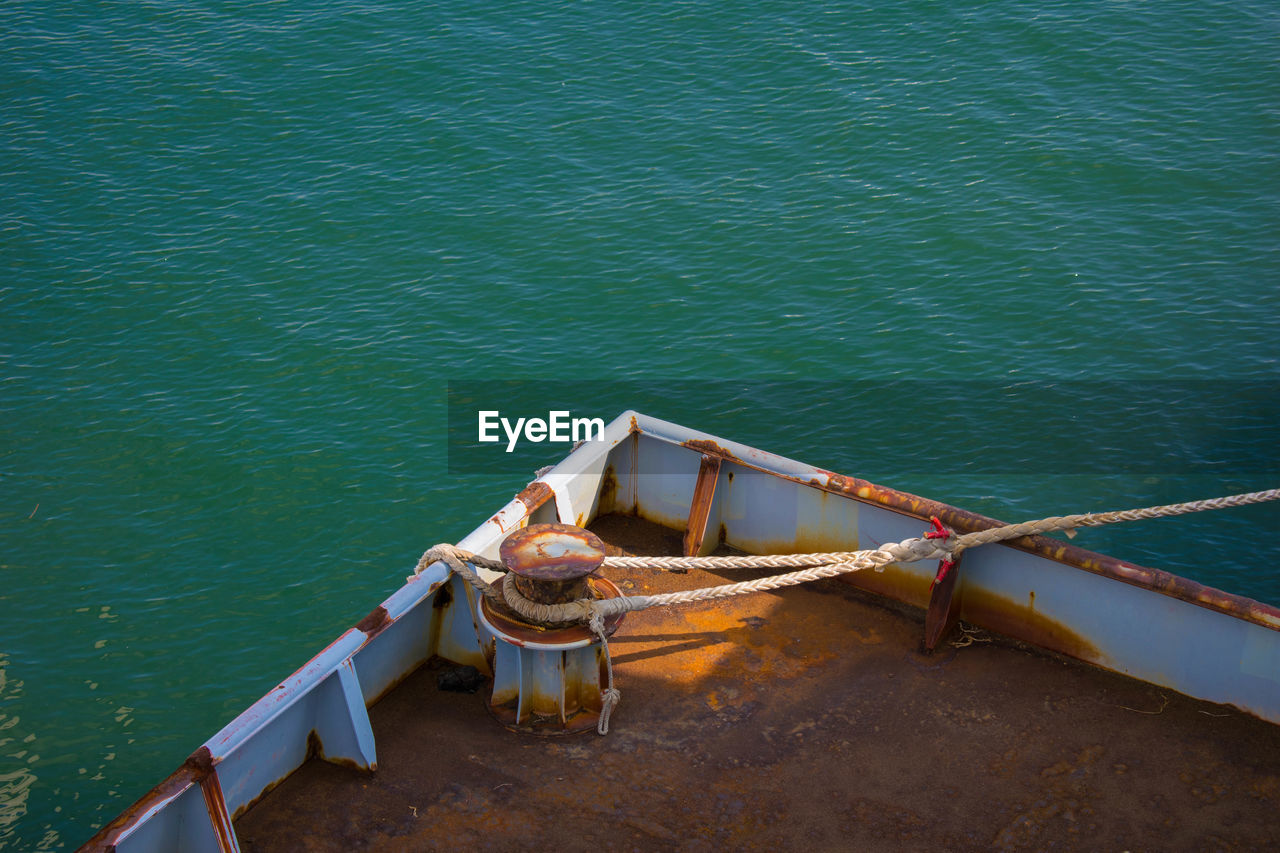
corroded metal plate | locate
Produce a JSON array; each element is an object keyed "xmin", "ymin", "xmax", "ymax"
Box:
[{"xmin": 500, "ymin": 522, "xmax": 607, "ymax": 581}]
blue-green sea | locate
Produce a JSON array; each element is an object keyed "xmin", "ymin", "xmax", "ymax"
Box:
[{"xmin": 3, "ymin": 1, "xmax": 1278, "ymax": 847}]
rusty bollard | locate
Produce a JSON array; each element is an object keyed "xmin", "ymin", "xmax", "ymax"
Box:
[{"xmin": 477, "ymin": 523, "xmax": 626, "ymax": 733}]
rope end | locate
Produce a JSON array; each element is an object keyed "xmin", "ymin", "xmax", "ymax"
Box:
[{"xmin": 597, "ymin": 687, "xmax": 621, "ymax": 735}]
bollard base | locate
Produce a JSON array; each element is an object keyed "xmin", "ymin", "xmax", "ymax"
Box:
[{"xmin": 478, "ymin": 576, "xmax": 625, "ymax": 734}]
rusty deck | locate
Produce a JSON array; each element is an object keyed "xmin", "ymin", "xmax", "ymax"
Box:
[{"xmin": 234, "ymin": 515, "xmax": 1280, "ymax": 851}]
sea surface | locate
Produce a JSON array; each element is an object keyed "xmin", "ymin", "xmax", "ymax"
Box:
[{"xmin": 3, "ymin": 0, "xmax": 1278, "ymax": 847}]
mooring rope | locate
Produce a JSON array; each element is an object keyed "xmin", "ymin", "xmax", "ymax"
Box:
[
  {"xmin": 420, "ymin": 488, "xmax": 1280, "ymax": 622},
  {"xmin": 413, "ymin": 487, "xmax": 1280, "ymax": 734},
  {"xmin": 597, "ymin": 489, "xmax": 1280, "ymax": 572}
]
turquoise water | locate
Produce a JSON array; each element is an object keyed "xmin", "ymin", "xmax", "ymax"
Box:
[{"xmin": 3, "ymin": 0, "xmax": 1278, "ymax": 846}]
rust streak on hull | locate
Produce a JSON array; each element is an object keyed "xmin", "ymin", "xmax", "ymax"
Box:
[
  {"xmin": 815, "ymin": 472, "xmax": 1280, "ymax": 633},
  {"xmin": 354, "ymin": 605, "xmax": 393, "ymax": 640},
  {"xmin": 196, "ymin": 755, "xmax": 237, "ymax": 853},
  {"xmin": 924, "ymin": 555, "xmax": 963, "ymax": 651},
  {"xmin": 683, "ymin": 454, "xmax": 722, "ymax": 557},
  {"xmin": 961, "ymin": 586, "xmax": 1105, "ymax": 665},
  {"xmin": 680, "ymin": 438, "xmax": 740, "ymax": 461},
  {"xmin": 514, "ymin": 480, "xmax": 554, "ymax": 515},
  {"xmin": 82, "ymin": 746, "xmax": 219, "ymax": 851},
  {"xmin": 838, "ymin": 564, "xmax": 935, "ymax": 610}
]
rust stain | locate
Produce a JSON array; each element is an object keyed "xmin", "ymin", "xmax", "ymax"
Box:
[
  {"xmin": 514, "ymin": 480, "xmax": 554, "ymax": 515},
  {"xmin": 197, "ymin": 756, "xmax": 236, "ymax": 853},
  {"xmin": 715, "ymin": 515, "xmax": 951, "ymax": 616},
  {"xmin": 924, "ymin": 555, "xmax": 962, "ymax": 651},
  {"xmin": 598, "ymin": 465, "xmax": 619, "ymax": 515},
  {"xmin": 683, "ymin": 454, "xmax": 722, "ymax": 557},
  {"xmin": 511, "ymin": 574, "xmax": 593, "ymax": 606},
  {"xmin": 487, "ymin": 691, "xmax": 604, "ymax": 735},
  {"xmin": 304, "ymin": 729, "xmax": 375, "ymax": 772},
  {"xmin": 354, "ymin": 606, "xmax": 392, "ymax": 640},
  {"xmin": 305, "ymin": 729, "xmax": 322, "ymax": 760},
  {"xmin": 81, "ymin": 747, "xmax": 219, "ymax": 850},
  {"xmin": 612, "ymin": 585, "xmax": 867, "ymax": 701},
  {"xmin": 187, "ymin": 745, "xmax": 216, "ymax": 777},
  {"xmin": 729, "ymin": 519, "xmax": 862, "ymax": 561},
  {"xmin": 961, "ymin": 586, "xmax": 1105, "ymax": 664},
  {"xmin": 679, "ymin": 438, "xmax": 739, "ymax": 461},
  {"xmin": 813, "ymin": 472, "xmax": 1280, "ymax": 633},
  {"xmin": 230, "ymin": 772, "xmax": 292, "ymax": 823},
  {"xmin": 628, "ymin": 431, "xmax": 639, "ymax": 511},
  {"xmin": 839, "ymin": 564, "xmax": 934, "ymax": 609},
  {"xmin": 494, "ymin": 647, "xmax": 608, "ymax": 731},
  {"xmin": 500, "ymin": 523, "xmax": 606, "ymax": 589}
]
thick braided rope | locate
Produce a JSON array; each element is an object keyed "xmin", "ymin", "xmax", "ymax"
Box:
[
  {"xmin": 494, "ymin": 535, "xmax": 949, "ymax": 736},
  {"xmin": 601, "ymin": 551, "xmax": 872, "ymax": 571},
  {"xmin": 950, "ymin": 489, "xmax": 1280, "ymax": 552},
  {"xmin": 599, "ymin": 488, "xmax": 1280, "ymax": 571},
  {"xmin": 413, "ymin": 544, "xmax": 508, "ymax": 607},
  {"xmin": 499, "ymin": 535, "xmax": 952, "ymax": 624},
  {"xmin": 419, "ymin": 488, "xmax": 1280, "ymax": 622},
  {"xmin": 416, "ymin": 488, "xmax": 1279, "ymax": 737}
]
